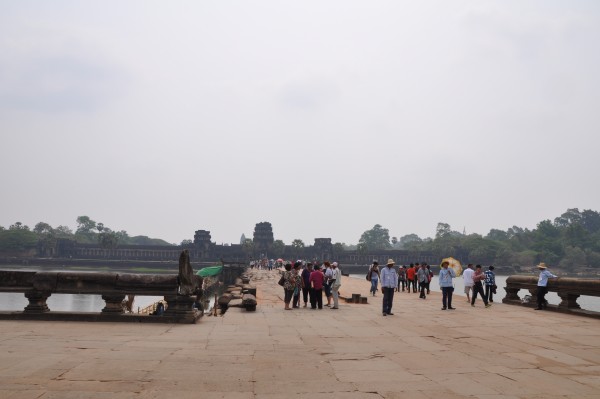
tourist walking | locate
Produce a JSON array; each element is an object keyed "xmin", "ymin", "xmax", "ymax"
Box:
[
  {"xmin": 417, "ymin": 263, "xmax": 428, "ymax": 299},
  {"xmin": 331, "ymin": 262, "xmax": 342, "ymax": 309},
  {"xmin": 426, "ymin": 264, "xmax": 433, "ymax": 294},
  {"xmin": 301, "ymin": 262, "xmax": 313, "ymax": 307},
  {"xmin": 471, "ymin": 265, "xmax": 491, "ymax": 308},
  {"xmin": 309, "ymin": 264, "xmax": 325, "ymax": 309},
  {"xmin": 368, "ymin": 261, "xmax": 380, "ymax": 296},
  {"xmin": 381, "ymin": 259, "xmax": 398, "ymax": 316},
  {"xmin": 282, "ymin": 262, "xmax": 296, "ymax": 310},
  {"xmin": 463, "ymin": 264, "xmax": 474, "ymax": 303},
  {"xmin": 484, "ymin": 265, "xmax": 496, "ymax": 303},
  {"xmin": 397, "ymin": 265, "xmax": 407, "ymax": 292},
  {"xmin": 323, "ymin": 261, "xmax": 334, "ymax": 307},
  {"xmin": 412, "ymin": 263, "xmax": 419, "ymax": 293},
  {"xmin": 406, "ymin": 264, "xmax": 416, "ymax": 293},
  {"xmin": 439, "ymin": 261, "xmax": 456, "ymax": 310},
  {"xmin": 292, "ymin": 261, "xmax": 303, "ymax": 308},
  {"xmin": 535, "ymin": 262, "xmax": 558, "ymax": 310}
]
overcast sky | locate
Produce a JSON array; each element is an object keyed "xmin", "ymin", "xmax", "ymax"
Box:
[{"xmin": 1, "ymin": 1, "xmax": 599, "ymax": 246}]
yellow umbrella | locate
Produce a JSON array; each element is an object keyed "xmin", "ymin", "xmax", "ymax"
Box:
[{"xmin": 441, "ymin": 257, "xmax": 463, "ymax": 277}]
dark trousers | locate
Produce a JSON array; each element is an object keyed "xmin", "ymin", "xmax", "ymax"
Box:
[
  {"xmin": 292, "ymin": 291, "xmax": 300, "ymax": 308},
  {"xmin": 419, "ymin": 281, "xmax": 427, "ymax": 298},
  {"xmin": 382, "ymin": 287, "xmax": 395, "ymax": 314},
  {"xmin": 536, "ymin": 286, "xmax": 548, "ymax": 309},
  {"xmin": 284, "ymin": 288, "xmax": 294, "ymax": 304},
  {"xmin": 310, "ymin": 288, "xmax": 323, "ymax": 309},
  {"xmin": 399, "ymin": 279, "xmax": 406, "ymax": 291},
  {"xmin": 441, "ymin": 286, "xmax": 454, "ymax": 308},
  {"xmin": 302, "ymin": 287, "xmax": 310, "ymax": 304},
  {"xmin": 471, "ymin": 283, "xmax": 488, "ymax": 305},
  {"xmin": 411, "ymin": 279, "xmax": 417, "ymax": 292},
  {"xmin": 485, "ymin": 285, "xmax": 494, "ymax": 302}
]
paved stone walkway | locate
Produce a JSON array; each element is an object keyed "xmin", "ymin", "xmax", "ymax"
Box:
[{"xmin": 1, "ymin": 269, "xmax": 600, "ymax": 398}]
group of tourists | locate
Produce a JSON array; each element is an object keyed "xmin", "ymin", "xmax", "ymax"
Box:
[
  {"xmin": 280, "ymin": 260, "xmax": 342, "ymax": 310},
  {"xmin": 368, "ymin": 261, "xmax": 435, "ymax": 299},
  {"xmin": 461, "ymin": 263, "xmax": 496, "ymax": 308},
  {"xmin": 275, "ymin": 257, "xmax": 560, "ymax": 315},
  {"xmin": 367, "ymin": 259, "xmax": 497, "ymax": 314}
]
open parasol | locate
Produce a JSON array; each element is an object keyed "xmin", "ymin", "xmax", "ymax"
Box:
[
  {"xmin": 440, "ymin": 257, "xmax": 462, "ymax": 277},
  {"xmin": 196, "ymin": 265, "xmax": 223, "ymax": 277}
]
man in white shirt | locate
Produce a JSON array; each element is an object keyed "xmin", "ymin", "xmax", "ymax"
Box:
[
  {"xmin": 462, "ymin": 264, "xmax": 474, "ymax": 303},
  {"xmin": 380, "ymin": 259, "xmax": 398, "ymax": 316}
]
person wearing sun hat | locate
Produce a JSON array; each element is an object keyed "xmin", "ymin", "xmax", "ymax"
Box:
[
  {"xmin": 535, "ymin": 262, "xmax": 558, "ymax": 310},
  {"xmin": 380, "ymin": 259, "xmax": 398, "ymax": 316}
]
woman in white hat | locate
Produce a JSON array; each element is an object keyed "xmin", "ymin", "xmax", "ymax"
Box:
[{"xmin": 535, "ymin": 262, "xmax": 558, "ymax": 310}]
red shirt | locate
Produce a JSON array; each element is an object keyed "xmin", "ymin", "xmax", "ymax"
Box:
[
  {"xmin": 309, "ymin": 270, "xmax": 325, "ymax": 290},
  {"xmin": 407, "ymin": 267, "xmax": 416, "ymax": 280}
]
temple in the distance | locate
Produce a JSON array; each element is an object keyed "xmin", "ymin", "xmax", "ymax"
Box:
[{"xmin": 52, "ymin": 222, "xmax": 437, "ymax": 265}]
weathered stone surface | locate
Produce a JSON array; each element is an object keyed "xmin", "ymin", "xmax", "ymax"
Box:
[
  {"xmin": 1, "ymin": 270, "xmax": 600, "ymax": 398},
  {"xmin": 242, "ymin": 294, "xmax": 257, "ymax": 311}
]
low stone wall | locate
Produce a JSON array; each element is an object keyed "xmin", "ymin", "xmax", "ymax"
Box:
[
  {"xmin": 0, "ymin": 270, "xmax": 203, "ymax": 324},
  {"xmin": 502, "ymin": 275, "xmax": 600, "ymax": 319}
]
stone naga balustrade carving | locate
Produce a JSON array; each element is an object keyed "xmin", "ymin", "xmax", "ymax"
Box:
[
  {"xmin": 502, "ymin": 275, "xmax": 600, "ymax": 318},
  {"xmin": 0, "ymin": 269, "xmax": 203, "ymax": 323}
]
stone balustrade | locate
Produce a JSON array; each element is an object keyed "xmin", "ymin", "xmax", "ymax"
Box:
[
  {"xmin": 0, "ymin": 270, "xmax": 203, "ymax": 323},
  {"xmin": 502, "ymin": 275, "xmax": 600, "ymax": 318}
]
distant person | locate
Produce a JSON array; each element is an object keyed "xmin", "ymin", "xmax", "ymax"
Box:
[
  {"xmin": 412, "ymin": 262, "xmax": 420, "ymax": 293},
  {"xmin": 484, "ymin": 265, "xmax": 496, "ymax": 303},
  {"xmin": 381, "ymin": 259, "xmax": 398, "ymax": 316},
  {"xmin": 535, "ymin": 262, "xmax": 558, "ymax": 310},
  {"xmin": 463, "ymin": 264, "xmax": 474, "ymax": 303},
  {"xmin": 438, "ymin": 261, "xmax": 456, "ymax": 310},
  {"xmin": 309, "ymin": 264, "xmax": 325, "ymax": 309},
  {"xmin": 406, "ymin": 264, "xmax": 416, "ymax": 293},
  {"xmin": 426, "ymin": 264, "xmax": 433, "ymax": 294},
  {"xmin": 282, "ymin": 262, "xmax": 296, "ymax": 310},
  {"xmin": 397, "ymin": 265, "xmax": 407, "ymax": 292},
  {"xmin": 368, "ymin": 261, "xmax": 380, "ymax": 296},
  {"xmin": 292, "ymin": 261, "xmax": 303, "ymax": 308},
  {"xmin": 301, "ymin": 262, "xmax": 314, "ymax": 308},
  {"xmin": 471, "ymin": 265, "xmax": 491, "ymax": 308},
  {"xmin": 323, "ymin": 261, "xmax": 334, "ymax": 307},
  {"xmin": 417, "ymin": 263, "xmax": 428, "ymax": 299},
  {"xmin": 331, "ymin": 262, "xmax": 342, "ymax": 309}
]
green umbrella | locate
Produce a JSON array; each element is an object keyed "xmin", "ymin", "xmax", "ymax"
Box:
[{"xmin": 196, "ymin": 265, "xmax": 223, "ymax": 277}]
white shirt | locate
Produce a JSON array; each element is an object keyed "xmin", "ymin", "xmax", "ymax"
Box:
[{"xmin": 463, "ymin": 268, "xmax": 474, "ymax": 286}]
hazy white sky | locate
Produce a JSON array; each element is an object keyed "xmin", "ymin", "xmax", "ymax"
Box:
[{"xmin": 1, "ymin": 1, "xmax": 599, "ymax": 246}]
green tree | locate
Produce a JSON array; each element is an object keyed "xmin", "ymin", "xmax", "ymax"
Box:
[
  {"xmin": 435, "ymin": 223, "xmax": 451, "ymax": 239},
  {"xmin": 559, "ymin": 246, "xmax": 587, "ymax": 269},
  {"xmin": 486, "ymin": 229, "xmax": 508, "ymax": 241},
  {"xmin": 181, "ymin": 239, "xmax": 193, "ymax": 246},
  {"xmin": 76, "ymin": 216, "xmax": 97, "ymax": 234},
  {"xmin": 399, "ymin": 234, "xmax": 422, "ymax": 249},
  {"xmin": 0, "ymin": 227, "xmax": 37, "ymax": 252},
  {"xmin": 359, "ymin": 224, "xmax": 391, "ymax": 251}
]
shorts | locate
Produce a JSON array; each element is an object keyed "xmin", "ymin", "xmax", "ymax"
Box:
[{"xmin": 464, "ymin": 285, "xmax": 473, "ymax": 294}]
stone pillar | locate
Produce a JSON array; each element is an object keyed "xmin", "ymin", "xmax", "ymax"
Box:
[
  {"xmin": 24, "ymin": 291, "xmax": 51, "ymax": 313},
  {"xmin": 558, "ymin": 292, "xmax": 581, "ymax": 309},
  {"xmin": 101, "ymin": 294, "xmax": 126, "ymax": 313},
  {"xmin": 503, "ymin": 286, "xmax": 521, "ymax": 302},
  {"xmin": 164, "ymin": 295, "xmax": 198, "ymax": 323}
]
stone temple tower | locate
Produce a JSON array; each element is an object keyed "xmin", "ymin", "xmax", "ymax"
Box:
[{"xmin": 253, "ymin": 222, "xmax": 274, "ymax": 257}]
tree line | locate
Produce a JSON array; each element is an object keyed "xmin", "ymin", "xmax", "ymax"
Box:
[
  {"xmin": 356, "ymin": 208, "xmax": 600, "ymax": 269},
  {"xmin": 0, "ymin": 216, "xmax": 171, "ymax": 254}
]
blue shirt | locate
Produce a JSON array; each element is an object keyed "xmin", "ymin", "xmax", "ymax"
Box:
[
  {"xmin": 537, "ymin": 270, "xmax": 557, "ymax": 287},
  {"xmin": 438, "ymin": 268, "xmax": 455, "ymax": 288},
  {"xmin": 484, "ymin": 270, "xmax": 495, "ymax": 285},
  {"xmin": 380, "ymin": 266, "xmax": 398, "ymax": 288}
]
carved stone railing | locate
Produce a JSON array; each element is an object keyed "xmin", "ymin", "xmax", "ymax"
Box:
[
  {"xmin": 0, "ymin": 270, "xmax": 203, "ymax": 323},
  {"xmin": 503, "ymin": 275, "xmax": 600, "ymax": 318}
]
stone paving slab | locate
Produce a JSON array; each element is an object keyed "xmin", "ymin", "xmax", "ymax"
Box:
[{"xmin": 0, "ymin": 268, "xmax": 599, "ymax": 398}]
